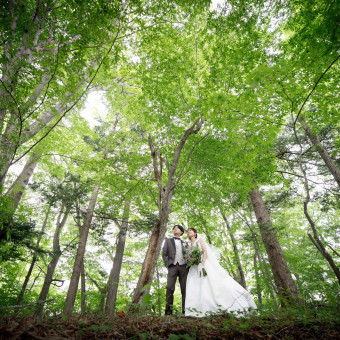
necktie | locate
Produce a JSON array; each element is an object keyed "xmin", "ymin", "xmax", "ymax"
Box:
[{"xmin": 173, "ymin": 237, "xmax": 180, "ymax": 240}]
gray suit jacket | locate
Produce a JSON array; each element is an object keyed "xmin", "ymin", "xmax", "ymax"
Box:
[{"xmin": 162, "ymin": 237, "xmax": 186, "ymax": 268}]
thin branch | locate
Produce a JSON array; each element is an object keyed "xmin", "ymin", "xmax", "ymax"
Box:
[
  {"xmin": 144, "ymin": 182, "xmax": 158, "ymax": 207},
  {"xmin": 11, "ymin": 18, "xmax": 124, "ymax": 166},
  {"xmin": 174, "ymin": 132, "xmax": 209, "ymax": 186},
  {"xmin": 294, "ymin": 54, "xmax": 340, "ymax": 125},
  {"xmin": 23, "ymin": 44, "xmax": 61, "ymax": 121},
  {"xmin": 275, "ymin": 170, "xmax": 327, "ymax": 186}
]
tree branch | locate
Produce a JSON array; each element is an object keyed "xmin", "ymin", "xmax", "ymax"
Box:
[{"xmin": 294, "ymin": 54, "xmax": 340, "ymax": 125}]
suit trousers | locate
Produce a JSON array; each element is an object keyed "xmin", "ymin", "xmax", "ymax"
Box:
[{"xmin": 165, "ymin": 263, "xmax": 189, "ymax": 315}]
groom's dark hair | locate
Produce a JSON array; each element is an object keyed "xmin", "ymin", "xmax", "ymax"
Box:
[{"xmin": 173, "ymin": 224, "xmax": 184, "ymax": 235}]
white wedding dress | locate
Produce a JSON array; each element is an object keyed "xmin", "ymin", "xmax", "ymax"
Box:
[{"xmin": 185, "ymin": 236, "xmax": 257, "ymax": 317}]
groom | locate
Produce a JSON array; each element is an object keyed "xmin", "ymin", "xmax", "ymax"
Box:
[{"xmin": 162, "ymin": 224, "xmax": 189, "ymax": 315}]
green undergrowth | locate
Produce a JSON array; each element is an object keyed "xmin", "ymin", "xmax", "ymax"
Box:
[{"xmin": 0, "ymin": 304, "xmax": 339, "ymax": 339}]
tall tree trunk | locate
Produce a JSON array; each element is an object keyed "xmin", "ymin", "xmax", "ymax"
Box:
[
  {"xmin": 308, "ymin": 232, "xmax": 340, "ymax": 284},
  {"xmin": 295, "ymin": 126, "xmax": 340, "ymax": 284},
  {"xmin": 63, "ymin": 115, "xmax": 120, "ymax": 314},
  {"xmin": 231, "ymin": 204, "xmax": 278, "ymax": 301},
  {"xmin": 105, "ymin": 199, "xmax": 131, "ymax": 315},
  {"xmin": 220, "ymin": 209, "xmax": 247, "ymax": 289},
  {"xmin": 80, "ymin": 261, "xmax": 86, "ymax": 314},
  {"xmin": 249, "ymin": 188, "xmax": 301, "ymax": 303},
  {"xmin": 35, "ymin": 205, "xmax": 70, "ymax": 318},
  {"xmin": 0, "ymin": 95, "xmax": 71, "ymax": 186},
  {"xmin": 99, "ymin": 293, "xmax": 106, "ymax": 313},
  {"xmin": 63, "ymin": 185, "xmax": 100, "ymax": 314},
  {"xmin": 252, "ymin": 238, "xmax": 277, "ymax": 305},
  {"xmin": 14, "ymin": 206, "xmax": 50, "ymax": 315},
  {"xmin": 132, "ymin": 215, "xmax": 170, "ymax": 305},
  {"xmin": 6, "ymin": 152, "xmax": 41, "ymax": 211},
  {"xmin": 132, "ymin": 117, "xmax": 203, "ymax": 304},
  {"xmin": 0, "ymin": 0, "xmax": 127, "ymax": 186},
  {"xmin": 76, "ymin": 223, "xmax": 87, "ymax": 315},
  {"xmin": 299, "ymin": 116, "xmax": 340, "ymax": 188},
  {"xmin": 156, "ymin": 264, "xmax": 162, "ymax": 316},
  {"xmin": 254, "ymin": 254, "xmax": 262, "ymax": 307}
]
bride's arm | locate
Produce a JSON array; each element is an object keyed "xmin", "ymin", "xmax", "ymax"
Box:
[{"xmin": 199, "ymin": 238, "xmax": 207, "ymax": 266}]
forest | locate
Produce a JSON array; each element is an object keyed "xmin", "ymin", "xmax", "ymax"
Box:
[{"xmin": 0, "ymin": 0, "xmax": 339, "ymax": 339}]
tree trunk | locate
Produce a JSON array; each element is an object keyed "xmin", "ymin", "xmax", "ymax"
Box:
[
  {"xmin": 249, "ymin": 188, "xmax": 300, "ymax": 303},
  {"xmin": 0, "ymin": 0, "xmax": 125, "ymax": 186},
  {"xmin": 132, "ymin": 215, "xmax": 169, "ymax": 304},
  {"xmin": 35, "ymin": 206, "xmax": 70, "ymax": 318},
  {"xmin": 254, "ymin": 254, "xmax": 262, "ymax": 307},
  {"xmin": 6, "ymin": 152, "xmax": 41, "ymax": 211},
  {"xmin": 253, "ymin": 239, "xmax": 277, "ymax": 304},
  {"xmin": 14, "ymin": 206, "xmax": 50, "ymax": 314},
  {"xmin": 99, "ymin": 291, "xmax": 106, "ymax": 313},
  {"xmin": 80, "ymin": 261, "xmax": 86, "ymax": 314},
  {"xmin": 156, "ymin": 265, "xmax": 162, "ymax": 316},
  {"xmin": 232, "ymin": 204, "xmax": 278, "ymax": 300},
  {"xmin": 105, "ymin": 200, "xmax": 131, "ymax": 315},
  {"xmin": 0, "ymin": 97, "xmax": 71, "ymax": 186},
  {"xmin": 64, "ymin": 115, "xmax": 120, "ymax": 314},
  {"xmin": 294, "ymin": 119, "xmax": 340, "ymax": 284},
  {"xmin": 251, "ymin": 234, "xmax": 277, "ymax": 304},
  {"xmin": 63, "ymin": 185, "xmax": 100, "ymax": 314},
  {"xmin": 299, "ymin": 116, "xmax": 340, "ymax": 188},
  {"xmin": 308, "ymin": 233, "xmax": 340, "ymax": 284},
  {"xmin": 296, "ymin": 138, "xmax": 340, "ymax": 283},
  {"xmin": 132, "ymin": 119, "xmax": 203, "ymax": 304},
  {"xmin": 132, "ymin": 118, "xmax": 203, "ymax": 305},
  {"xmin": 220, "ymin": 209, "xmax": 247, "ymax": 289}
]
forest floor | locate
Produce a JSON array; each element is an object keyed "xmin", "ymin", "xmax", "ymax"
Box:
[{"xmin": 0, "ymin": 308, "xmax": 339, "ymax": 339}]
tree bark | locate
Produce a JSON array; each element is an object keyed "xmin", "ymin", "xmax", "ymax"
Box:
[
  {"xmin": 132, "ymin": 117, "xmax": 203, "ymax": 304},
  {"xmin": 249, "ymin": 188, "xmax": 301, "ymax": 303},
  {"xmin": 63, "ymin": 185, "xmax": 100, "ymax": 314},
  {"xmin": 0, "ymin": 91, "xmax": 77, "ymax": 186},
  {"xmin": 295, "ymin": 131, "xmax": 340, "ymax": 284},
  {"xmin": 80, "ymin": 260, "xmax": 86, "ymax": 314},
  {"xmin": 299, "ymin": 116, "xmax": 340, "ymax": 189},
  {"xmin": 105, "ymin": 199, "xmax": 131, "ymax": 315},
  {"xmin": 63, "ymin": 114, "xmax": 120, "ymax": 314},
  {"xmin": 0, "ymin": 0, "xmax": 126, "ymax": 186},
  {"xmin": 254, "ymin": 254, "xmax": 262, "ymax": 307},
  {"xmin": 156, "ymin": 265, "xmax": 162, "ymax": 316},
  {"xmin": 35, "ymin": 205, "xmax": 70, "ymax": 318},
  {"xmin": 220, "ymin": 209, "xmax": 247, "ymax": 289},
  {"xmin": 14, "ymin": 206, "xmax": 50, "ymax": 315},
  {"xmin": 231, "ymin": 204, "xmax": 278, "ymax": 300},
  {"xmin": 293, "ymin": 117, "xmax": 340, "ymax": 284},
  {"xmin": 6, "ymin": 152, "xmax": 41, "ymax": 211}
]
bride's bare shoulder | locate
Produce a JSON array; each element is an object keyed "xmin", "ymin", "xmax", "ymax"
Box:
[{"xmin": 198, "ymin": 237, "xmax": 206, "ymax": 247}]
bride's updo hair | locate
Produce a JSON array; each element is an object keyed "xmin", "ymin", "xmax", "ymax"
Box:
[{"xmin": 188, "ymin": 227, "xmax": 198, "ymax": 238}]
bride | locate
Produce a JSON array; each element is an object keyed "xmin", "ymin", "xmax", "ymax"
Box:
[{"xmin": 185, "ymin": 228, "xmax": 257, "ymax": 317}]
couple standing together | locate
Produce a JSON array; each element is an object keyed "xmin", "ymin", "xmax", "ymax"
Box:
[{"xmin": 162, "ymin": 225, "xmax": 257, "ymax": 317}]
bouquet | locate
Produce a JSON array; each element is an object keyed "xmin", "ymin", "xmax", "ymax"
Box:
[{"xmin": 184, "ymin": 244, "xmax": 207, "ymax": 277}]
